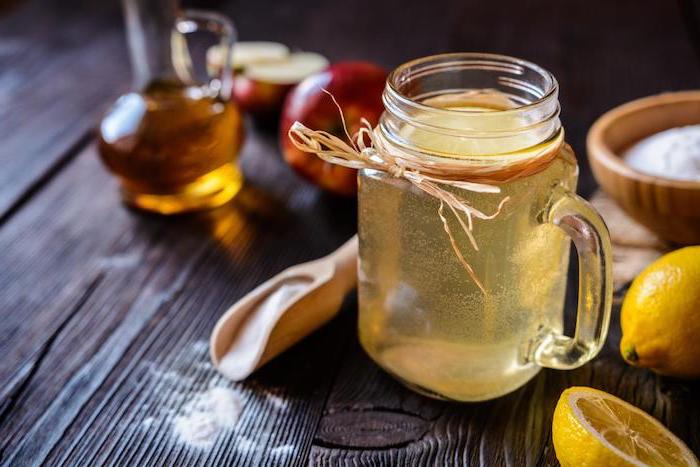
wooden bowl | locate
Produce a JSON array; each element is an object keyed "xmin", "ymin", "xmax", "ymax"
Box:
[{"xmin": 587, "ymin": 91, "xmax": 700, "ymax": 245}]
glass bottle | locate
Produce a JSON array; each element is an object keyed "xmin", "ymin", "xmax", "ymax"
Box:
[
  {"xmin": 98, "ymin": 0, "xmax": 244, "ymax": 214},
  {"xmin": 358, "ymin": 53, "xmax": 613, "ymax": 401}
]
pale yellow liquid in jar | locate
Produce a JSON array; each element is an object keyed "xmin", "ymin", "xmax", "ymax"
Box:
[{"xmin": 358, "ymin": 97, "xmax": 577, "ymax": 401}]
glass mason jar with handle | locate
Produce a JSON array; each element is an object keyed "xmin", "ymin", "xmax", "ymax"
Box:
[
  {"xmin": 98, "ymin": 0, "xmax": 244, "ymax": 214},
  {"xmin": 357, "ymin": 53, "xmax": 613, "ymax": 402}
]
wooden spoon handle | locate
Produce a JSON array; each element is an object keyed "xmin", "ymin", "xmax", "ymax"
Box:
[{"xmin": 329, "ymin": 235, "xmax": 358, "ymax": 292}]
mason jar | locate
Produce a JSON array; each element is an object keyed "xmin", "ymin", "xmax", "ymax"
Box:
[{"xmin": 357, "ymin": 53, "xmax": 613, "ymax": 402}]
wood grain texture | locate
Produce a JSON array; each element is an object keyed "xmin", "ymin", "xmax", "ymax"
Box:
[
  {"xmin": 0, "ymin": 0, "xmax": 699, "ymax": 465},
  {"xmin": 0, "ymin": 0, "xmax": 128, "ymax": 219},
  {"xmin": 0, "ymin": 142, "xmax": 355, "ymax": 466}
]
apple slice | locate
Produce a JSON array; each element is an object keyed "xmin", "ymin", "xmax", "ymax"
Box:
[
  {"xmin": 244, "ymin": 52, "xmax": 329, "ymax": 84},
  {"xmin": 232, "ymin": 52, "xmax": 329, "ymax": 118},
  {"xmin": 207, "ymin": 41, "xmax": 290, "ymax": 72}
]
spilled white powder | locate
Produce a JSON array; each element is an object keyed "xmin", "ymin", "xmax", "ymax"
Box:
[
  {"xmin": 173, "ymin": 386, "xmax": 242, "ymax": 448},
  {"xmin": 235, "ymin": 436, "xmax": 257, "ymax": 452},
  {"xmin": 270, "ymin": 444, "xmax": 297, "ymax": 458},
  {"xmin": 264, "ymin": 391, "xmax": 289, "ymax": 410},
  {"xmin": 624, "ymin": 124, "xmax": 700, "ymax": 181},
  {"xmin": 140, "ymin": 340, "xmax": 295, "ymax": 455}
]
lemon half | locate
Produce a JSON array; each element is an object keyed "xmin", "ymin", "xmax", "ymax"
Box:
[{"xmin": 553, "ymin": 387, "xmax": 698, "ymax": 467}]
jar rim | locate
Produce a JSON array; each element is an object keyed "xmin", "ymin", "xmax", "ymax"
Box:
[
  {"xmin": 380, "ymin": 52, "xmax": 563, "ymax": 159},
  {"xmin": 385, "ymin": 52, "xmax": 559, "ymax": 116}
]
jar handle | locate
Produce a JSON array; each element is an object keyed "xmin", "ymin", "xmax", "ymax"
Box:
[
  {"xmin": 530, "ymin": 186, "xmax": 613, "ymax": 369},
  {"xmin": 175, "ymin": 9, "xmax": 236, "ymax": 100}
]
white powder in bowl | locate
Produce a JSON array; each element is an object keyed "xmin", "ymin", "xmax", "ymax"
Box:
[{"xmin": 623, "ymin": 124, "xmax": 700, "ymax": 181}]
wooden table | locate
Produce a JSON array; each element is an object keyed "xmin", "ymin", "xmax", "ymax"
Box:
[{"xmin": 2, "ymin": 0, "xmax": 699, "ymax": 465}]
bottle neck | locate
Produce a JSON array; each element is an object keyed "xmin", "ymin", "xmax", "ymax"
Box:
[{"xmin": 123, "ymin": 0, "xmax": 182, "ymax": 90}]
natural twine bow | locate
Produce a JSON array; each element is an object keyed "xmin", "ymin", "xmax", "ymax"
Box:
[{"xmin": 288, "ymin": 92, "xmax": 563, "ymax": 295}]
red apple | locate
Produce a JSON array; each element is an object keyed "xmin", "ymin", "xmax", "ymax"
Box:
[{"xmin": 280, "ymin": 61, "xmax": 387, "ymax": 196}]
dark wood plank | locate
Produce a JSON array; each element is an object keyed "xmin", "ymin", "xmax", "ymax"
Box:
[
  {"xmin": 0, "ymin": 0, "xmax": 128, "ymax": 218},
  {"xmin": 0, "ymin": 137, "xmax": 355, "ymax": 465}
]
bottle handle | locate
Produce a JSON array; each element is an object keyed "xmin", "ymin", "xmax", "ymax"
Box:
[
  {"xmin": 175, "ymin": 9, "xmax": 236, "ymax": 100},
  {"xmin": 531, "ymin": 186, "xmax": 613, "ymax": 369}
]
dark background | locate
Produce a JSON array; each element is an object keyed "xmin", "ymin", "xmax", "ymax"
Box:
[
  {"xmin": 3, "ymin": 0, "xmax": 700, "ymax": 203},
  {"xmin": 1, "ymin": 1, "xmax": 699, "ymax": 465}
]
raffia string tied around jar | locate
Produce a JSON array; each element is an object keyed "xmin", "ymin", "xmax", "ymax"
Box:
[{"xmin": 288, "ymin": 92, "xmax": 567, "ymax": 295}]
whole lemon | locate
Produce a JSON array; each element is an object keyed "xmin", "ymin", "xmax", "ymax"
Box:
[{"xmin": 620, "ymin": 246, "xmax": 700, "ymax": 378}]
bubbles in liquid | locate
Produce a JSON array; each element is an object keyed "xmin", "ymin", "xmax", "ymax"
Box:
[
  {"xmin": 378, "ymin": 338, "xmax": 536, "ymax": 401},
  {"xmin": 358, "ymin": 94, "xmax": 576, "ymax": 401}
]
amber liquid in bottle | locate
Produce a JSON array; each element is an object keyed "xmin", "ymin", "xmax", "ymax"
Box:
[{"xmin": 98, "ymin": 80, "xmax": 244, "ymax": 214}]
